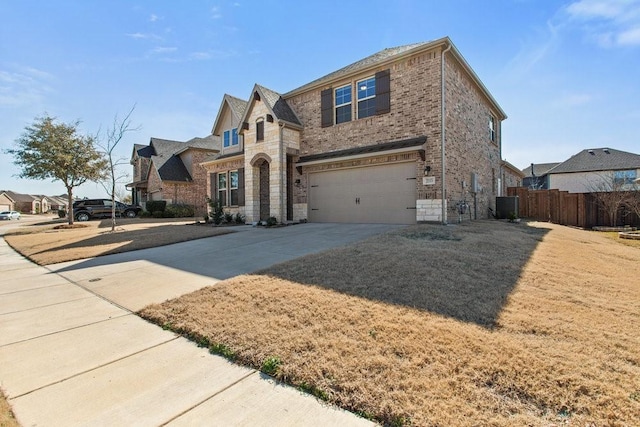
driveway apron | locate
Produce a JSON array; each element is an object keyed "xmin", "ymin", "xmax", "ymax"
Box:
[{"xmin": 0, "ymin": 222, "xmax": 394, "ymax": 426}]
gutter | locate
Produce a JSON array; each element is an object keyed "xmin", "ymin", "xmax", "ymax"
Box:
[{"xmin": 441, "ymin": 42, "xmax": 452, "ymax": 225}]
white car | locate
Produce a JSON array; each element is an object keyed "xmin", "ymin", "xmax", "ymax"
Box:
[{"xmin": 0, "ymin": 211, "xmax": 21, "ymax": 220}]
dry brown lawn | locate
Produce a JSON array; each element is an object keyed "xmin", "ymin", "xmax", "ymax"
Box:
[
  {"xmin": 141, "ymin": 221, "xmax": 640, "ymax": 426},
  {"xmin": 4, "ymin": 217, "xmax": 233, "ymax": 265},
  {"xmin": 0, "ymin": 389, "xmax": 18, "ymax": 427}
]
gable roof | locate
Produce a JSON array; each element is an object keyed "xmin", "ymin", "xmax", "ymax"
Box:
[
  {"xmin": 283, "ymin": 36, "xmax": 506, "ymax": 120},
  {"xmin": 134, "ymin": 143, "xmax": 155, "ymax": 159},
  {"xmin": 239, "ymin": 84, "xmax": 302, "ymax": 130},
  {"xmin": 211, "ymin": 94, "xmax": 248, "ymax": 134},
  {"xmin": 147, "ymin": 136, "xmax": 219, "ymax": 182},
  {"xmin": 521, "ymin": 162, "xmax": 561, "ymax": 178},
  {"xmin": 549, "ymin": 148, "xmax": 640, "ymax": 174},
  {"xmin": 3, "ymin": 191, "xmax": 37, "ymax": 203}
]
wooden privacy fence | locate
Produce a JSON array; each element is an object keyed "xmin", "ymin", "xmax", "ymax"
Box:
[{"xmin": 506, "ymin": 187, "xmax": 640, "ymax": 228}]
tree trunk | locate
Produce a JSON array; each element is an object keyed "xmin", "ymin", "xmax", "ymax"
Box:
[{"xmin": 66, "ymin": 188, "xmax": 74, "ymax": 225}]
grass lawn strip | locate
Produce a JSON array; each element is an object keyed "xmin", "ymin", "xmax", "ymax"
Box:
[
  {"xmin": 4, "ymin": 218, "xmax": 233, "ymax": 265},
  {"xmin": 140, "ymin": 221, "xmax": 640, "ymax": 426}
]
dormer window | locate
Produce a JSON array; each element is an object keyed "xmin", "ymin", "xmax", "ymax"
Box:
[{"xmin": 223, "ymin": 128, "xmax": 239, "ymax": 148}]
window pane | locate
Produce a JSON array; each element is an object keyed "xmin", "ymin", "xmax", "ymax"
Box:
[
  {"xmin": 357, "ymin": 77, "xmax": 375, "ymax": 100},
  {"xmin": 336, "ymin": 104, "xmax": 351, "ymax": 124},
  {"xmin": 218, "ymin": 190, "xmax": 227, "ymax": 206},
  {"xmin": 232, "ymin": 128, "xmax": 238, "ymax": 145},
  {"xmin": 218, "ymin": 173, "xmax": 227, "ymax": 190},
  {"xmin": 230, "ymin": 189, "xmax": 238, "ymax": 206},
  {"xmin": 223, "ymin": 130, "xmax": 230, "ymax": 147},
  {"xmin": 335, "ymin": 85, "xmax": 351, "ymax": 106},
  {"xmin": 230, "ymin": 171, "xmax": 239, "ymax": 189},
  {"xmin": 358, "ymin": 98, "xmax": 376, "ymax": 119},
  {"xmin": 256, "ymin": 121, "xmax": 264, "ymax": 141}
]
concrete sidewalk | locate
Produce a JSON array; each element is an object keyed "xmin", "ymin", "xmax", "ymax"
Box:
[{"xmin": 0, "ymin": 224, "xmax": 385, "ymax": 426}]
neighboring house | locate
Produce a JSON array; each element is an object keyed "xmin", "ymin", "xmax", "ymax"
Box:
[
  {"xmin": 0, "ymin": 191, "xmax": 15, "ymax": 211},
  {"xmin": 0, "ymin": 191, "xmax": 57, "ymax": 213},
  {"xmin": 500, "ymin": 160, "xmax": 524, "ymax": 195},
  {"xmin": 521, "ymin": 162, "xmax": 560, "ymax": 190},
  {"xmin": 128, "ymin": 135, "xmax": 220, "ymax": 215},
  {"xmin": 548, "ymin": 148, "xmax": 640, "ymax": 193},
  {"xmin": 47, "ymin": 195, "xmax": 69, "ymax": 212},
  {"xmin": 201, "ymin": 37, "xmax": 507, "ymax": 224},
  {"xmin": 2, "ymin": 191, "xmax": 39, "ymax": 213}
]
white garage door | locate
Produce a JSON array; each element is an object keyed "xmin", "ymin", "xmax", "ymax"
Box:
[{"xmin": 308, "ymin": 162, "xmax": 417, "ymax": 224}]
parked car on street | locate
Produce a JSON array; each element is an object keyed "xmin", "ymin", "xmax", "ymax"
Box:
[
  {"xmin": 0, "ymin": 211, "xmax": 21, "ymax": 220},
  {"xmin": 72, "ymin": 199, "xmax": 142, "ymax": 221}
]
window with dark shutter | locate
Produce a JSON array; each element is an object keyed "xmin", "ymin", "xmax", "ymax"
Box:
[
  {"xmin": 321, "ymin": 88, "xmax": 333, "ymax": 128},
  {"xmin": 256, "ymin": 120, "xmax": 264, "ymax": 141},
  {"xmin": 375, "ymin": 69, "xmax": 390, "ymax": 115},
  {"xmin": 210, "ymin": 173, "xmax": 217, "ymax": 200}
]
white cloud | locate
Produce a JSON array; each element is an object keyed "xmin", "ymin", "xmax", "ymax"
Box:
[
  {"xmin": 503, "ymin": 21, "xmax": 559, "ymax": 78},
  {"xmin": 211, "ymin": 6, "xmax": 222, "ymax": 19},
  {"xmin": 126, "ymin": 32, "xmax": 162, "ymax": 41},
  {"xmin": 188, "ymin": 49, "xmax": 237, "ymax": 61},
  {"xmin": 150, "ymin": 46, "xmax": 178, "ymax": 55},
  {"xmin": 150, "ymin": 14, "xmax": 159, "ymax": 22},
  {"xmin": 0, "ymin": 65, "xmax": 54, "ymax": 108},
  {"xmin": 555, "ymin": 93, "xmax": 593, "ymax": 107},
  {"xmin": 565, "ymin": 0, "xmax": 640, "ymax": 47},
  {"xmin": 617, "ymin": 26, "xmax": 640, "ymax": 45}
]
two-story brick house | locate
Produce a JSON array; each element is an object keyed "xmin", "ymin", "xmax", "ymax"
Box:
[
  {"xmin": 201, "ymin": 37, "xmax": 506, "ymax": 224},
  {"xmin": 128, "ymin": 135, "xmax": 219, "ymax": 215}
]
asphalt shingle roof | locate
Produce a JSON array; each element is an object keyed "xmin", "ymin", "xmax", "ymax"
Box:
[
  {"xmin": 521, "ymin": 162, "xmax": 561, "ymax": 178},
  {"xmin": 285, "ymin": 42, "xmax": 429, "ymax": 96},
  {"xmin": 148, "ymin": 136, "xmax": 219, "ymax": 182},
  {"xmin": 256, "ymin": 85, "xmax": 301, "ymax": 126},
  {"xmin": 298, "ymin": 136, "xmax": 426, "ymax": 164},
  {"xmin": 549, "ymin": 148, "xmax": 640, "ymax": 174},
  {"xmin": 226, "ymin": 95, "xmax": 248, "ymax": 121}
]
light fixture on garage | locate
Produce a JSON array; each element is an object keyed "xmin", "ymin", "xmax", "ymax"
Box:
[{"xmin": 424, "ymin": 165, "xmax": 431, "ymax": 175}]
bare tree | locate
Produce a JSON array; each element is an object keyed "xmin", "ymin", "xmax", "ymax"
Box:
[
  {"xmin": 114, "ymin": 185, "xmax": 132, "ymax": 204},
  {"xmin": 97, "ymin": 105, "xmax": 140, "ymax": 232},
  {"xmin": 586, "ymin": 172, "xmax": 635, "ymax": 226},
  {"xmin": 623, "ymin": 179, "xmax": 640, "ymax": 222}
]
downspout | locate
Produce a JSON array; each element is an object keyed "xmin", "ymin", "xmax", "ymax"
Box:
[
  {"xmin": 441, "ymin": 42, "xmax": 452, "ymax": 225},
  {"xmin": 280, "ymin": 122, "xmax": 286, "ymax": 222}
]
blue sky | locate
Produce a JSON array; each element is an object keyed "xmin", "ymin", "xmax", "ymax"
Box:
[{"xmin": 1, "ymin": 0, "xmax": 639, "ymax": 198}]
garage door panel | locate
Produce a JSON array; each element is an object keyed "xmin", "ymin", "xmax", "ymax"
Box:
[{"xmin": 309, "ymin": 162, "xmax": 416, "ymax": 224}]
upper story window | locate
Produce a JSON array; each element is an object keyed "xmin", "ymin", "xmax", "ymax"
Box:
[
  {"xmin": 357, "ymin": 77, "xmax": 376, "ymax": 119},
  {"xmin": 489, "ymin": 116, "xmax": 496, "ymax": 143},
  {"xmin": 335, "ymin": 85, "xmax": 352, "ymax": 124},
  {"xmin": 256, "ymin": 120, "xmax": 264, "ymax": 142},
  {"xmin": 321, "ymin": 69, "xmax": 390, "ymax": 128},
  {"xmin": 614, "ymin": 170, "xmax": 637, "ymax": 186},
  {"xmin": 223, "ymin": 128, "xmax": 239, "ymax": 148}
]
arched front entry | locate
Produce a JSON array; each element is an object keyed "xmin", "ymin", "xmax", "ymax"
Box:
[{"xmin": 249, "ymin": 152, "xmax": 275, "ymax": 223}]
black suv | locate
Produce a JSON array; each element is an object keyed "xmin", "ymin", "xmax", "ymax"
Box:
[{"xmin": 73, "ymin": 199, "xmax": 142, "ymax": 221}]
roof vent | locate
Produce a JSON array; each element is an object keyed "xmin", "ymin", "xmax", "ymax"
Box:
[
  {"xmin": 588, "ymin": 150, "xmax": 595, "ymax": 155},
  {"xmin": 603, "ymin": 148, "xmax": 610, "ymax": 154}
]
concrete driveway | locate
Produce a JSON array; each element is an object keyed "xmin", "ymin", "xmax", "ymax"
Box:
[
  {"xmin": 47, "ymin": 223, "xmax": 401, "ymax": 311},
  {"xmin": 1, "ymin": 222, "xmax": 398, "ymax": 426}
]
